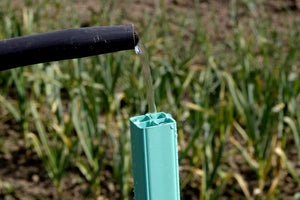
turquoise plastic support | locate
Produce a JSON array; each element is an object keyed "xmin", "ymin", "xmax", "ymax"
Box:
[{"xmin": 130, "ymin": 112, "xmax": 180, "ymax": 200}]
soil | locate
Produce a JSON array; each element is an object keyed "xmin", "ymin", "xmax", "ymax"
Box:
[{"xmin": 1, "ymin": 0, "xmax": 300, "ymax": 199}]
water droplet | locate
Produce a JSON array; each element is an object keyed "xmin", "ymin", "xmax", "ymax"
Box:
[{"xmin": 135, "ymin": 45, "xmax": 143, "ymax": 55}]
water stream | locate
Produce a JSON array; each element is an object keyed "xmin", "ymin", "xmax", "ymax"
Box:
[{"xmin": 135, "ymin": 44, "xmax": 157, "ymax": 113}]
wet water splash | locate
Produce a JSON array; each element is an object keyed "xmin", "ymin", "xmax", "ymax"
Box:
[{"xmin": 135, "ymin": 44, "xmax": 157, "ymax": 113}]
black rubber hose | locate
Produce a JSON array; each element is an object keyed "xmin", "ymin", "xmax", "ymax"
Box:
[{"xmin": 0, "ymin": 24, "xmax": 139, "ymax": 71}]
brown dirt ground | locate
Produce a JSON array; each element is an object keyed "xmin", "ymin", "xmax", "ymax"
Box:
[{"xmin": 1, "ymin": 0, "xmax": 300, "ymax": 199}]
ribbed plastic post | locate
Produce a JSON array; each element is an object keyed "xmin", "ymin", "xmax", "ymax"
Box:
[{"xmin": 130, "ymin": 112, "xmax": 180, "ymax": 200}]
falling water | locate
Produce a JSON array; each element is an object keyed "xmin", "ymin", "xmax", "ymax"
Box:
[{"xmin": 135, "ymin": 44, "xmax": 157, "ymax": 113}]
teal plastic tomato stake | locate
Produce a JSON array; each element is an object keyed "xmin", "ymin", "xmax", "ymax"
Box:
[{"xmin": 130, "ymin": 112, "xmax": 180, "ymax": 200}]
